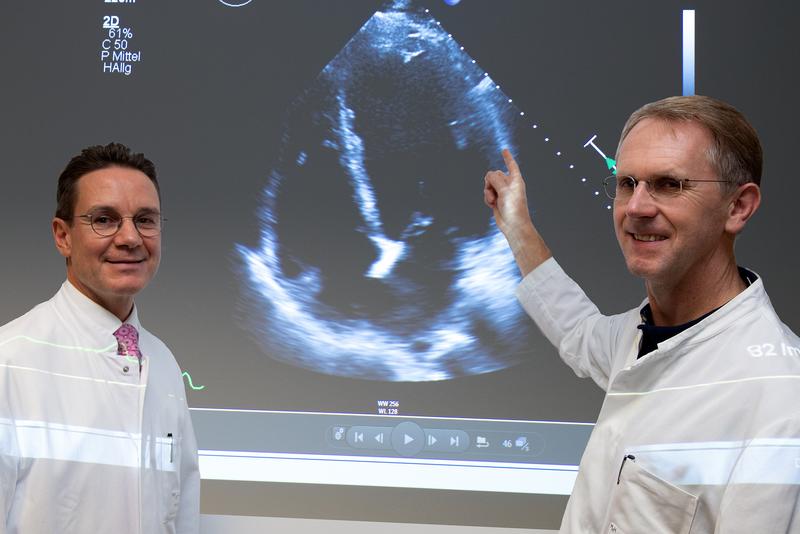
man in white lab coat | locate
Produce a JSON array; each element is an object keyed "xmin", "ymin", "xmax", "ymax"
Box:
[
  {"xmin": 0, "ymin": 143, "xmax": 200, "ymax": 533},
  {"xmin": 484, "ymin": 95, "xmax": 800, "ymax": 532}
]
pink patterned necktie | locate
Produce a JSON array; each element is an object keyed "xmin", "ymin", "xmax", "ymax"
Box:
[{"xmin": 113, "ymin": 323, "xmax": 142, "ymax": 360}]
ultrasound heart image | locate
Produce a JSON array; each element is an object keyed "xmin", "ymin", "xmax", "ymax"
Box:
[{"xmin": 238, "ymin": 0, "xmax": 534, "ymax": 381}]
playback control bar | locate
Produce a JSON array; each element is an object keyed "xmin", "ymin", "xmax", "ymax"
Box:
[
  {"xmin": 338, "ymin": 422, "xmax": 469, "ymax": 456},
  {"xmin": 191, "ymin": 410, "xmax": 593, "ymax": 466},
  {"xmin": 329, "ymin": 420, "xmax": 547, "ymax": 458}
]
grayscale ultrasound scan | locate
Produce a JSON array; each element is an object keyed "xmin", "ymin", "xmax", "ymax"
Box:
[{"xmin": 239, "ymin": 0, "xmax": 531, "ymax": 381}]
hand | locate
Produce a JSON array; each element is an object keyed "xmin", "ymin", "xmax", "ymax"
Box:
[
  {"xmin": 483, "ymin": 149, "xmax": 551, "ymax": 276},
  {"xmin": 483, "ymin": 149, "xmax": 533, "ymax": 238}
]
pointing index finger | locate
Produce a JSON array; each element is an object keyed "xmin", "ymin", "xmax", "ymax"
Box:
[{"xmin": 502, "ymin": 148, "xmax": 521, "ymax": 177}]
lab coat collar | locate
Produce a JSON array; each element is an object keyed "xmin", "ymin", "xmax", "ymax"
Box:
[
  {"xmin": 641, "ymin": 268, "xmax": 770, "ymax": 357},
  {"xmin": 57, "ymin": 280, "xmax": 142, "ymax": 339}
]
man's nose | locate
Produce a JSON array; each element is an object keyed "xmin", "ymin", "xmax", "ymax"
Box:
[
  {"xmin": 624, "ymin": 181, "xmax": 658, "ymax": 218},
  {"xmin": 114, "ymin": 218, "xmax": 143, "ymax": 246}
]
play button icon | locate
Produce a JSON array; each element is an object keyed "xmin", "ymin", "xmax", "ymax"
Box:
[{"xmin": 391, "ymin": 422, "xmax": 425, "ymax": 456}]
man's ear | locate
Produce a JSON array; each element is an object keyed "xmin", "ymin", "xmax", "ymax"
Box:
[
  {"xmin": 725, "ymin": 182, "xmax": 761, "ymax": 235},
  {"xmin": 52, "ymin": 217, "xmax": 73, "ymax": 259}
]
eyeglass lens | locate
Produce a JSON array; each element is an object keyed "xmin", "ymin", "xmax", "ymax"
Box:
[{"xmin": 89, "ymin": 212, "xmax": 161, "ymax": 236}]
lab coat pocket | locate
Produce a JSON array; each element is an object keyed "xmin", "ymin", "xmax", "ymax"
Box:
[{"xmin": 605, "ymin": 457, "xmax": 698, "ymax": 534}]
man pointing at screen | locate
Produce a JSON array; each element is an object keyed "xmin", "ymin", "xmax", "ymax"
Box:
[
  {"xmin": 0, "ymin": 143, "xmax": 199, "ymax": 533},
  {"xmin": 484, "ymin": 95, "xmax": 800, "ymax": 532}
]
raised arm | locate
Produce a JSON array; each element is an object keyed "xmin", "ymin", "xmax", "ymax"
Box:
[
  {"xmin": 483, "ymin": 149, "xmax": 552, "ymax": 277},
  {"xmin": 487, "ymin": 150, "xmax": 617, "ymax": 387}
]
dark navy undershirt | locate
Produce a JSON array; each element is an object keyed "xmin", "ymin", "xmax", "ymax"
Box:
[{"xmin": 637, "ymin": 267, "xmax": 758, "ymax": 358}]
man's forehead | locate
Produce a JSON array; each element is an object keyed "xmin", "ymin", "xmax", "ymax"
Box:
[
  {"xmin": 625, "ymin": 117, "xmax": 709, "ymax": 142},
  {"xmin": 617, "ymin": 118, "xmax": 713, "ymax": 172},
  {"xmin": 82, "ymin": 203, "xmax": 160, "ymax": 214},
  {"xmin": 74, "ymin": 167, "xmax": 159, "ymax": 207}
]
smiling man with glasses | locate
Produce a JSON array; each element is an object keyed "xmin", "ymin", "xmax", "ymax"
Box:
[
  {"xmin": 0, "ymin": 143, "xmax": 200, "ymax": 533},
  {"xmin": 484, "ymin": 96, "xmax": 800, "ymax": 532}
]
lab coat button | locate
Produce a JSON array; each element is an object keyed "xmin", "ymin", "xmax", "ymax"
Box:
[{"xmin": 123, "ymin": 366, "xmax": 130, "ymax": 373}]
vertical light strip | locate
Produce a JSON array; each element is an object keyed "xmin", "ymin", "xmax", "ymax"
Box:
[{"xmin": 683, "ymin": 10, "xmax": 696, "ymax": 95}]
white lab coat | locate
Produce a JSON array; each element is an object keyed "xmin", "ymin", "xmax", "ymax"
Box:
[
  {"xmin": 517, "ymin": 258, "xmax": 800, "ymax": 533},
  {"xmin": 0, "ymin": 281, "xmax": 200, "ymax": 533}
]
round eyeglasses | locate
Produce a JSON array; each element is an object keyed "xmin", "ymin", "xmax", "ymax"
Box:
[
  {"xmin": 602, "ymin": 175, "xmax": 730, "ymax": 201},
  {"xmin": 74, "ymin": 212, "xmax": 164, "ymax": 237}
]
